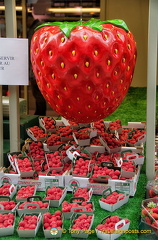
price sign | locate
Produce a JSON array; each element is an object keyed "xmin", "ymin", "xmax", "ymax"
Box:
[{"xmin": 0, "ymin": 38, "xmax": 28, "ymax": 85}]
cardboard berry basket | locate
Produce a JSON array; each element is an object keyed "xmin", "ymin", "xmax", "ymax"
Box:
[
  {"xmin": 119, "ymin": 160, "xmax": 136, "ymax": 179},
  {"xmin": 72, "ymin": 187, "xmax": 93, "ymax": 202},
  {"xmin": 62, "ymin": 204, "xmax": 87, "ymax": 220},
  {"xmin": 61, "ymin": 117, "xmax": 79, "ymax": 129},
  {"xmin": 45, "ymin": 152, "xmax": 64, "ymax": 172},
  {"xmin": 73, "ymin": 128, "xmax": 97, "ymax": 147},
  {"xmin": 16, "ymin": 195, "xmax": 50, "ymax": 217},
  {"xmin": 39, "ymin": 116, "xmax": 56, "ymax": 133},
  {"xmin": 0, "ymin": 196, "xmax": 17, "ymax": 213},
  {"xmin": 44, "ymin": 186, "xmax": 67, "ymax": 207},
  {"xmin": 104, "ymin": 120, "xmax": 122, "ymax": 135},
  {"xmin": 15, "ymin": 185, "xmax": 37, "ymax": 202},
  {"xmin": 78, "ymin": 123, "xmax": 91, "ymax": 128},
  {"xmin": 42, "ymin": 212, "xmax": 64, "ymax": 238},
  {"xmin": 62, "ymin": 197, "xmax": 95, "ymax": 220},
  {"xmin": 71, "ymin": 196, "xmax": 95, "ymax": 213},
  {"xmin": 91, "ymin": 120, "xmax": 107, "ymax": 136},
  {"xmin": 126, "ymin": 130, "xmax": 146, "ymax": 147},
  {"xmin": 17, "ymin": 212, "xmax": 42, "ymax": 238},
  {"xmin": 99, "ymin": 188, "xmax": 129, "ymax": 212},
  {"xmin": 95, "ymin": 215, "xmax": 130, "ymax": 240},
  {"xmin": 84, "ymin": 145, "xmax": 106, "ymax": 154},
  {"xmin": 14, "ymin": 156, "xmax": 35, "ymax": 178},
  {"xmin": 58, "ymin": 144, "xmax": 73, "ymax": 163},
  {"xmin": 90, "ymin": 162, "xmax": 121, "ymax": 183},
  {"xmin": 0, "ymin": 212, "xmax": 16, "ymax": 237},
  {"xmin": 99, "ymin": 136, "xmax": 121, "ymax": 154},
  {"xmin": 70, "ymin": 212, "xmax": 94, "ymax": 238},
  {"xmin": 121, "ymin": 151, "xmax": 144, "ymax": 165},
  {"xmin": 7, "ymin": 151, "xmax": 27, "ymax": 172},
  {"xmin": 69, "ymin": 122, "xmax": 80, "ymax": 130},
  {"xmin": 26, "ymin": 127, "xmax": 47, "ymax": 142},
  {"xmin": 43, "ymin": 142, "xmax": 62, "ymax": 152},
  {"xmin": 66, "ymin": 145, "xmax": 84, "ymax": 161},
  {"xmin": 71, "ymin": 156, "xmax": 93, "ymax": 178},
  {"xmin": 25, "ymin": 141, "xmax": 46, "ymax": 161},
  {"xmin": 0, "ymin": 183, "xmax": 17, "ymax": 199},
  {"xmin": 122, "ymin": 121, "xmax": 146, "ymax": 130},
  {"xmin": 57, "ymin": 125, "xmax": 74, "ymax": 142}
]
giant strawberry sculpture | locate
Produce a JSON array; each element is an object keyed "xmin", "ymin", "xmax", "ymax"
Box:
[{"xmin": 30, "ymin": 19, "xmax": 137, "ymax": 123}]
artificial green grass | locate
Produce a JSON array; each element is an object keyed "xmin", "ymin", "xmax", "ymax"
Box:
[
  {"xmin": 1, "ymin": 87, "xmax": 151, "ymax": 239},
  {"xmin": 0, "ymin": 172, "xmax": 147, "ymax": 240},
  {"xmin": 104, "ymin": 87, "xmax": 148, "ymax": 125}
]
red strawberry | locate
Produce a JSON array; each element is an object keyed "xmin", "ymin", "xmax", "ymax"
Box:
[{"xmin": 30, "ymin": 19, "xmax": 137, "ymax": 123}]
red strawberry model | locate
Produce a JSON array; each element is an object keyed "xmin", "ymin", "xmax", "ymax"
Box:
[{"xmin": 30, "ymin": 19, "xmax": 137, "ymax": 123}]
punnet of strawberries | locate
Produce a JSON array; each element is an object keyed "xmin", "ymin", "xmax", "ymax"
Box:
[
  {"xmin": 108, "ymin": 119, "xmax": 122, "ymax": 132},
  {"xmin": 100, "ymin": 191, "xmax": 125, "ymax": 205},
  {"xmin": 91, "ymin": 164, "xmax": 121, "ymax": 180},
  {"xmin": 0, "ymin": 200, "xmax": 16, "ymax": 211},
  {"xmin": 96, "ymin": 215, "xmax": 130, "ymax": 234},
  {"xmin": 15, "ymin": 156, "xmax": 34, "ymax": 175},
  {"xmin": 72, "ymin": 157, "xmax": 92, "ymax": 177},
  {"xmin": 141, "ymin": 198, "xmax": 158, "ymax": 234},
  {"xmin": 18, "ymin": 201, "xmax": 49, "ymax": 210},
  {"xmin": 27, "ymin": 126, "xmax": 47, "ymax": 140},
  {"xmin": 147, "ymin": 181, "xmax": 158, "ymax": 198},
  {"xmin": 62, "ymin": 200, "xmax": 93, "ymax": 213},
  {"xmin": 46, "ymin": 133, "xmax": 63, "ymax": 146},
  {"xmin": 18, "ymin": 214, "xmax": 41, "ymax": 230},
  {"xmin": 71, "ymin": 213, "xmax": 93, "ymax": 230},
  {"xmin": 16, "ymin": 186, "xmax": 36, "ymax": 200},
  {"xmin": 0, "ymin": 184, "xmax": 15, "ymax": 197},
  {"xmin": 93, "ymin": 120, "xmax": 106, "ymax": 134},
  {"xmin": 39, "ymin": 116, "xmax": 56, "ymax": 131},
  {"xmin": 0, "ymin": 213, "xmax": 15, "ymax": 228},
  {"xmin": 72, "ymin": 188, "xmax": 93, "ymax": 202},
  {"xmin": 100, "ymin": 132, "xmax": 121, "ymax": 149},
  {"xmin": 43, "ymin": 211, "xmax": 63, "ymax": 230},
  {"xmin": 45, "ymin": 186, "xmax": 64, "ymax": 201},
  {"xmin": 45, "ymin": 151, "xmax": 64, "ymax": 169},
  {"xmin": 27, "ymin": 141, "xmax": 45, "ymax": 160},
  {"xmin": 57, "ymin": 125, "xmax": 73, "ymax": 138}
]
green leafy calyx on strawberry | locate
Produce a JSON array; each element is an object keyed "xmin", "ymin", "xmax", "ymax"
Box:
[
  {"xmin": 35, "ymin": 18, "xmax": 129, "ymax": 38},
  {"xmin": 147, "ymin": 201, "xmax": 157, "ymax": 209}
]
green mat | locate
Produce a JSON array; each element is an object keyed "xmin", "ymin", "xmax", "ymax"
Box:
[{"xmin": 0, "ymin": 172, "xmax": 147, "ymax": 240}]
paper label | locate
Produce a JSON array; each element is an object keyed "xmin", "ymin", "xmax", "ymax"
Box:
[{"xmin": 0, "ymin": 38, "xmax": 28, "ymax": 85}]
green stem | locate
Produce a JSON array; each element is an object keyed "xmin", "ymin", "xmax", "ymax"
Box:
[{"xmin": 35, "ymin": 18, "xmax": 129, "ymax": 38}]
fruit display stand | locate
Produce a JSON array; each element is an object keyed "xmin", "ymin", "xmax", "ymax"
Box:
[{"xmin": 0, "ymin": 117, "xmax": 147, "ymax": 240}]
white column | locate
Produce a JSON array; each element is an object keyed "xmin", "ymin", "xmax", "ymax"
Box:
[
  {"xmin": 0, "ymin": 86, "xmax": 3, "ymax": 166},
  {"xmin": 22, "ymin": 0, "xmax": 28, "ymax": 113},
  {"xmin": 146, "ymin": 0, "xmax": 158, "ymax": 180},
  {"xmin": 4, "ymin": 0, "xmax": 20, "ymax": 152}
]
